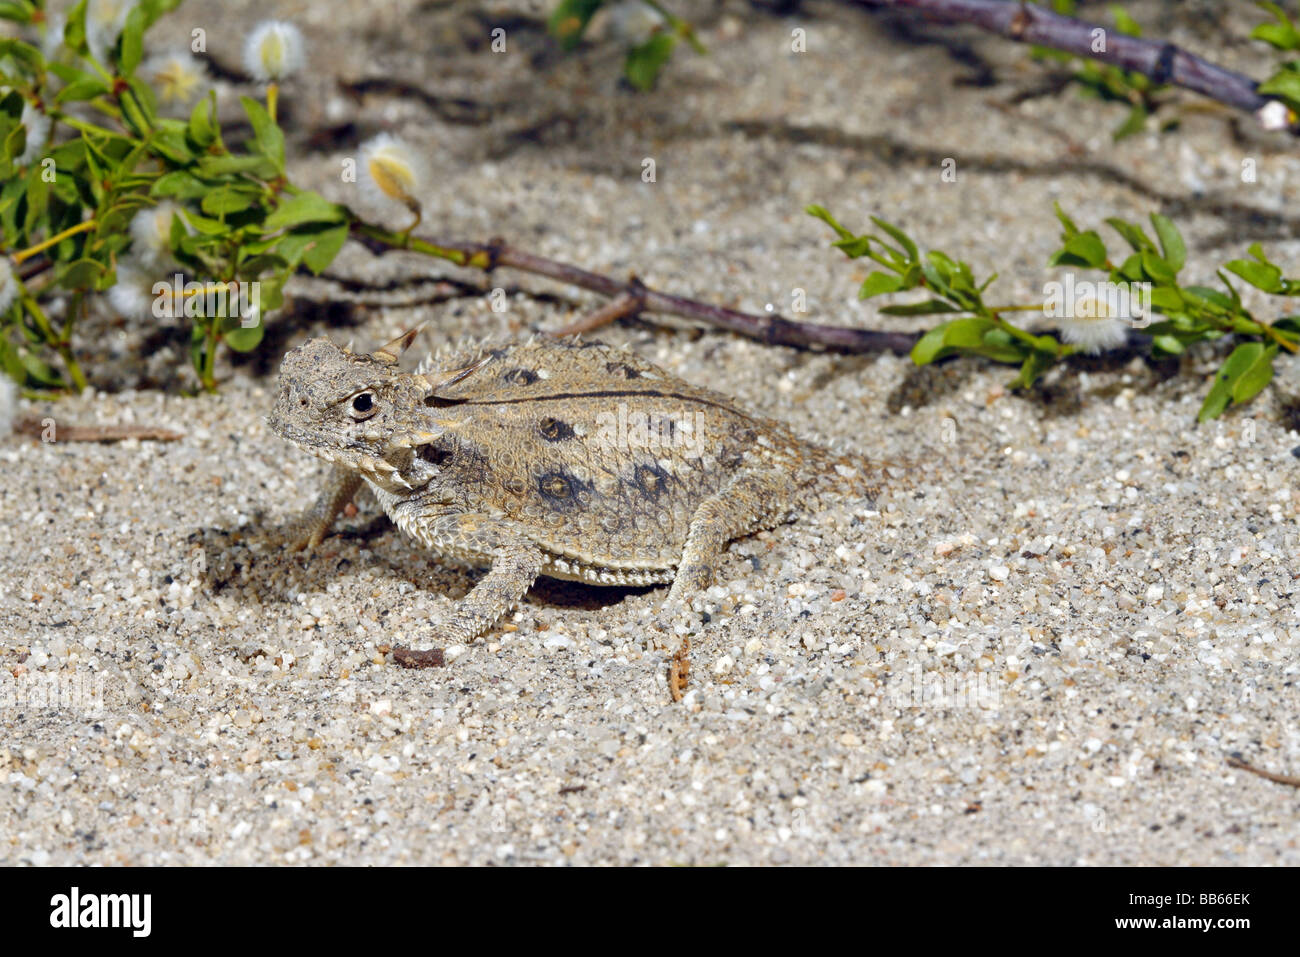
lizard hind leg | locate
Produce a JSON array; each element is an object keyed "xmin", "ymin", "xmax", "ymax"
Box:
[{"xmin": 666, "ymin": 469, "xmax": 796, "ymax": 606}]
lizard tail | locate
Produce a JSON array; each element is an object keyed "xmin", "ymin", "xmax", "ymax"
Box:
[{"xmin": 798, "ymin": 443, "xmax": 912, "ymax": 506}]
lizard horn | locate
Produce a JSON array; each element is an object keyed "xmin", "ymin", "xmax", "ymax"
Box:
[{"xmin": 372, "ymin": 326, "xmax": 423, "ymax": 365}]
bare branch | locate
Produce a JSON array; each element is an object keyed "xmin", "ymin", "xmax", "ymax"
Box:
[
  {"xmin": 349, "ymin": 224, "xmax": 920, "ymax": 354},
  {"xmin": 858, "ymin": 0, "xmax": 1281, "ymax": 124}
]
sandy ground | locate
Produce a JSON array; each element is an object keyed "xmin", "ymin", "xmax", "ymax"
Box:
[{"xmin": 3, "ymin": 0, "xmax": 1300, "ymax": 865}]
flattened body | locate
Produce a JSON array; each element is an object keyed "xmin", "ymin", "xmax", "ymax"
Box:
[{"xmin": 410, "ymin": 339, "xmax": 808, "ymax": 574}]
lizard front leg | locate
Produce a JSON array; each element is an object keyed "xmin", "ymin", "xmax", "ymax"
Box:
[
  {"xmin": 401, "ymin": 511, "xmax": 545, "ymax": 648},
  {"xmin": 282, "ymin": 465, "xmax": 363, "ymax": 550}
]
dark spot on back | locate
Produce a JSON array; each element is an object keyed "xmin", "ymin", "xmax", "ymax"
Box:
[
  {"xmin": 634, "ymin": 462, "xmax": 670, "ymax": 500},
  {"xmin": 537, "ymin": 469, "xmax": 592, "ymax": 509},
  {"xmin": 538, "ymin": 417, "xmax": 576, "ymax": 442},
  {"xmin": 418, "ymin": 444, "xmax": 452, "ymax": 466},
  {"xmin": 502, "ymin": 367, "xmax": 539, "ymax": 385},
  {"xmin": 539, "ymin": 471, "xmax": 574, "ymax": 502},
  {"xmin": 605, "ymin": 361, "xmax": 642, "ymax": 379}
]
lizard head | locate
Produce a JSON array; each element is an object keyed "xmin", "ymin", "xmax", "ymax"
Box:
[{"xmin": 268, "ymin": 330, "xmax": 451, "ymax": 489}]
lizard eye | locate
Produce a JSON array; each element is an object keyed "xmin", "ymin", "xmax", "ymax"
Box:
[{"xmin": 348, "ymin": 392, "xmax": 377, "ymax": 420}]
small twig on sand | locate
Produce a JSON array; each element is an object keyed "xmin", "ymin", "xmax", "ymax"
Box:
[
  {"xmin": 549, "ymin": 285, "xmax": 646, "ymax": 337},
  {"xmin": 856, "ymin": 0, "xmax": 1283, "ymax": 126},
  {"xmin": 392, "ymin": 647, "xmax": 447, "ymax": 669},
  {"xmin": 1226, "ymin": 755, "xmax": 1300, "ymax": 789},
  {"xmin": 669, "ymin": 635, "xmax": 692, "ymax": 703},
  {"xmin": 12, "ymin": 416, "xmax": 183, "ymax": 442}
]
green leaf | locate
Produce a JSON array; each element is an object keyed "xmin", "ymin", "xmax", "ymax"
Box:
[
  {"xmin": 298, "ymin": 223, "xmax": 348, "ymax": 274},
  {"xmin": 1111, "ymin": 5, "xmax": 1142, "ymax": 37},
  {"xmin": 878, "ymin": 299, "xmax": 962, "ymax": 316},
  {"xmin": 20, "ymin": 349, "xmax": 64, "ymax": 386},
  {"xmin": 0, "ymin": 338, "xmax": 25, "ymax": 383},
  {"xmin": 0, "ymin": 36, "xmax": 43, "ymax": 71},
  {"xmin": 1053, "ymin": 230, "xmax": 1107, "ymax": 268},
  {"xmin": 1150, "ymin": 334, "xmax": 1185, "ymax": 356},
  {"xmin": 175, "ymin": 209, "xmax": 229, "ymax": 236},
  {"xmin": 55, "ymin": 257, "xmax": 107, "ymax": 289},
  {"xmin": 911, "ymin": 317, "xmax": 1027, "ymax": 366},
  {"xmin": 1257, "ymin": 69, "xmax": 1300, "ymax": 107},
  {"xmin": 201, "ymin": 185, "xmax": 259, "ymax": 215},
  {"xmin": 0, "ymin": 2, "xmax": 35, "ymax": 24},
  {"xmin": 1008, "ymin": 350, "xmax": 1055, "ymax": 390},
  {"xmin": 275, "ymin": 222, "xmax": 349, "ymax": 273},
  {"xmin": 806, "ymin": 204, "xmax": 854, "ymax": 242},
  {"xmin": 2, "ymin": 123, "xmax": 25, "ymax": 169},
  {"xmin": 119, "ymin": 3, "xmax": 146, "ymax": 73},
  {"xmin": 263, "ymin": 190, "xmax": 347, "ymax": 232},
  {"xmin": 240, "ymin": 96, "xmax": 284, "ymax": 172},
  {"xmin": 1132, "ymin": 278, "xmax": 1168, "ymax": 308},
  {"xmin": 870, "ymin": 217, "xmax": 919, "ymax": 262},
  {"xmin": 1215, "ymin": 270, "xmax": 1243, "ymax": 310},
  {"xmin": 24, "ymin": 165, "xmax": 49, "ymax": 233},
  {"xmin": 151, "ymin": 170, "xmax": 210, "ymax": 200},
  {"xmin": 1252, "ymin": 2, "xmax": 1300, "ymax": 50},
  {"xmin": 256, "ymin": 274, "xmax": 285, "ymax": 313},
  {"xmin": 1232, "ymin": 343, "xmax": 1278, "ymax": 405},
  {"xmin": 1112, "ymin": 103, "xmax": 1148, "ymax": 140},
  {"xmin": 148, "ymin": 123, "xmax": 194, "ymax": 164},
  {"xmin": 548, "ymin": 0, "xmax": 604, "ymax": 49},
  {"xmin": 55, "ymin": 75, "xmax": 110, "ymax": 104},
  {"xmin": 124, "ymin": 76, "xmax": 158, "ymax": 128},
  {"xmin": 220, "ymin": 316, "xmax": 264, "ymax": 352},
  {"xmin": 1106, "ymin": 217, "xmax": 1155, "ymax": 254},
  {"xmin": 1149, "ymin": 213, "xmax": 1185, "ymax": 273},
  {"xmin": 1224, "ymin": 257, "xmax": 1283, "ymax": 293},
  {"xmin": 624, "ymin": 33, "xmax": 675, "ymax": 92},
  {"xmin": 1182, "ymin": 284, "xmax": 1233, "ymax": 312},
  {"xmin": 1272, "ymin": 316, "xmax": 1300, "ymax": 337},
  {"xmin": 1053, "ymin": 202, "xmax": 1080, "ymax": 238},
  {"xmin": 1252, "ymin": 22, "xmax": 1300, "ymax": 51},
  {"xmin": 197, "ymin": 153, "xmax": 278, "ymax": 178},
  {"xmin": 858, "ymin": 271, "xmax": 904, "ymax": 299},
  {"xmin": 1140, "ymin": 248, "xmax": 1175, "ymax": 284},
  {"xmin": 187, "ymin": 92, "xmax": 219, "ymax": 149},
  {"xmin": 63, "ymin": 0, "xmax": 89, "ymax": 55},
  {"xmin": 1198, "ymin": 342, "xmax": 1277, "ymax": 421}
]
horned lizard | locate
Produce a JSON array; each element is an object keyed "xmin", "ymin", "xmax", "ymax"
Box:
[{"xmin": 267, "ymin": 330, "xmax": 888, "ymax": 661}]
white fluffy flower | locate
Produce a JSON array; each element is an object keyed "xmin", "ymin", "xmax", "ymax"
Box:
[
  {"xmin": 106, "ymin": 259, "xmax": 163, "ymax": 320},
  {"xmin": 0, "ymin": 256, "xmax": 17, "ymax": 315},
  {"xmin": 358, "ymin": 133, "xmax": 428, "ymax": 215},
  {"xmin": 1257, "ymin": 100, "xmax": 1293, "ymax": 132},
  {"xmin": 1057, "ymin": 290, "xmax": 1131, "ymax": 354},
  {"xmin": 142, "ymin": 51, "xmax": 207, "ymax": 111},
  {"xmin": 242, "ymin": 21, "xmax": 305, "ymax": 83},
  {"xmin": 605, "ymin": 1, "xmax": 665, "ymax": 44},
  {"xmin": 85, "ymin": 0, "xmax": 135, "ymax": 65},
  {"xmin": 17, "ymin": 101, "xmax": 51, "ymax": 166},
  {"xmin": 129, "ymin": 202, "xmax": 188, "ymax": 269}
]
